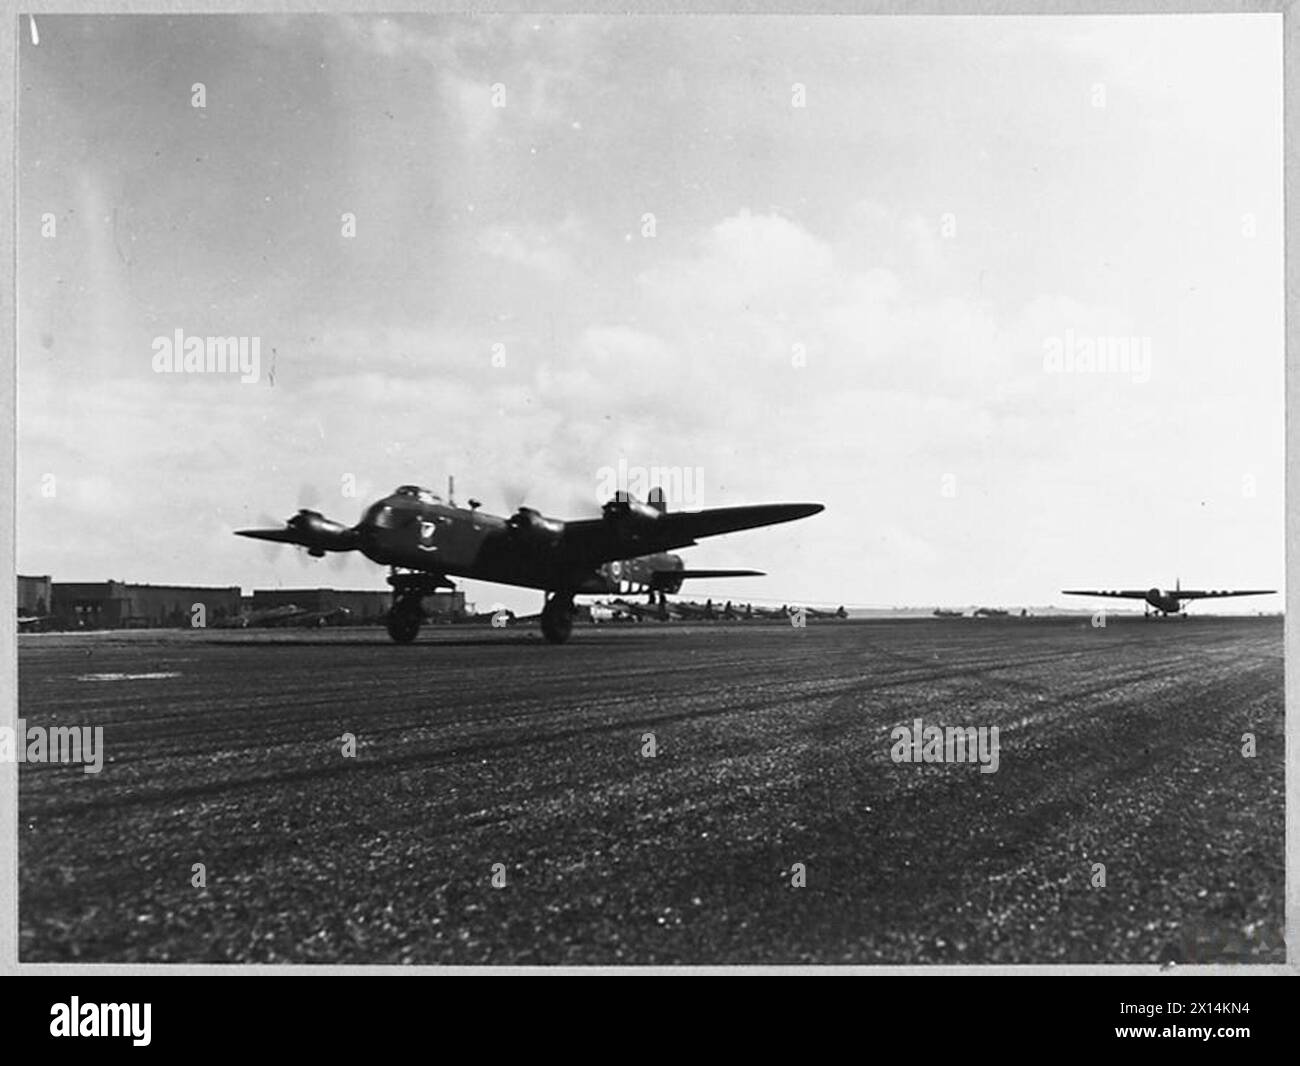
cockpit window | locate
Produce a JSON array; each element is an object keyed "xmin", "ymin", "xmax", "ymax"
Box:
[{"xmin": 394, "ymin": 485, "xmax": 442, "ymax": 504}]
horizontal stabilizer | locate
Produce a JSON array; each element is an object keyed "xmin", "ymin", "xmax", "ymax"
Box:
[
  {"xmin": 650, "ymin": 568, "xmax": 764, "ymax": 589},
  {"xmin": 674, "ymin": 569, "xmax": 764, "ymax": 579}
]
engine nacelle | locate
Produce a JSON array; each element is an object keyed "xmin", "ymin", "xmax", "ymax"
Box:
[
  {"xmin": 1148, "ymin": 587, "xmax": 1162, "ymax": 602},
  {"xmin": 602, "ymin": 494, "xmax": 663, "ymax": 528},
  {"xmin": 287, "ymin": 509, "xmax": 357, "ymax": 555},
  {"xmin": 507, "ymin": 506, "xmax": 565, "ymax": 546}
]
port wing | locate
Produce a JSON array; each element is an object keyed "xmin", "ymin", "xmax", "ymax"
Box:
[{"xmin": 561, "ymin": 503, "xmax": 823, "ymax": 567}]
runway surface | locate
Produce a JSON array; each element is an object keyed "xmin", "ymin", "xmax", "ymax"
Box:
[{"xmin": 18, "ymin": 617, "xmax": 1285, "ymax": 964}]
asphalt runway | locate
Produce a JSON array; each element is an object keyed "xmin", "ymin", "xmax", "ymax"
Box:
[{"xmin": 17, "ymin": 616, "xmax": 1285, "ymax": 965}]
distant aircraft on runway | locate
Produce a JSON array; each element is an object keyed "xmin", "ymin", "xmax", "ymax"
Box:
[
  {"xmin": 605, "ymin": 598, "xmax": 668, "ymax": 621},
  {"xmin": 741, "ymin": 603, "xmax": 847, "ymax": 620},
  {"xmin": 1062, "ymin": 580, "xmax": 1275, "ymax": 618},
  {"xmin": 213, "ymin": 604, "xmax": 303, "ymax": 628},
  {"xmin": 801, "ymin": 605, "xmax": 849, "ymax": 619},
  {"xmin": 216, "ymin": 604, "xmax": 354, "ymax": 629},
  {"xmin": 237, "ymin": 481, "xmax": 823, "ymax": 644},
  {"xmin": 674, "ymin": 599, "xmax": 720, "ymax": 621}
]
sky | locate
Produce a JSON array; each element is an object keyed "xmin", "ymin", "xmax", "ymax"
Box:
[{"xmin": 18, "ymin": 13, "xmax": 1284, "ymax": 613}]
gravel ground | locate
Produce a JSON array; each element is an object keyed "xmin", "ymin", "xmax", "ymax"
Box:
[{"xmin": 17, "ymin": 616, "xmax": 1284, "ymax": 964}]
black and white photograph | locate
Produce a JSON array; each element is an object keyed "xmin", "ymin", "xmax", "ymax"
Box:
[{"xmin": 11, "ymin": 7, "xmax": 1288, "ymax": 978}]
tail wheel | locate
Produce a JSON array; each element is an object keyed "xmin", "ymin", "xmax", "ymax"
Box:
[
  {"xmin": 541, "ymin": 594, "xmax": 574, "ymax": 644},
  {"xmin": 386, "ymin": 601, "xmax": 422, "ymax": 644}
]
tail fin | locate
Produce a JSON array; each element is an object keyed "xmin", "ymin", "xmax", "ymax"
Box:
[{"xmin": 647, "ymin": 486, "xmax": 668, "ymax": 513}]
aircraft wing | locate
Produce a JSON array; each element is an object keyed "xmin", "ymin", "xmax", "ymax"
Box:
[
  {"xmin": 1061, "ymin": 589, "xmax": 1150, "ymax": 599},
  {"xmin": 1171, "ymin": 589, "xmax": 1275, "ymax": 599},
  {"xmin": 560, "ymin": 503, "xmax": 823, "ymax": 567},
  {"xmin": 235, "ymin": 511, "xmax": 359, "ymax": 554}
]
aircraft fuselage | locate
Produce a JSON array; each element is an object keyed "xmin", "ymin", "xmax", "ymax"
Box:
[
  {"xmin": 1145, "ymin": 588, "xmax": 1184, "ymax": 614},
  {"xmin": 357, "ymin": 487, "xmax": 682, "ymax": 595}
]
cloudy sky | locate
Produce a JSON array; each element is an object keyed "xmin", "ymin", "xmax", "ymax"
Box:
[{"xmin": 19, "ymin": 14, "xmax": 1283, "ymax": 612}]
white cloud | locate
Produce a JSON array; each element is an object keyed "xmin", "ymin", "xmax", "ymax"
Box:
[
  {"xmin": 18, "ymin": 15, "xmax": 1282, "ymax": 608},
  {"xmin": 478, "ymin": 224, "xmax": 573, "ymax": 280}
]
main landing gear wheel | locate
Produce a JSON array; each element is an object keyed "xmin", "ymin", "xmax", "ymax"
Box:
[
  {"xmin": 541, "ymin": 593, "xmax": 575, "ymax": 644},
  {"xmin": 386, "ymin": 600, "xmax": 423, "ymax": 644},
  {"xmin": 384, "ymin": 570, "xmax": 454, "ymax": 644}
]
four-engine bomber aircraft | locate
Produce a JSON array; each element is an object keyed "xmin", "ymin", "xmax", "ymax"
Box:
[
  {"xmin": 1062, "ymin": 579, "xmax": 1276, "ymax": 617},
  {"xmin": 236, "ymin": 484, "xmax": 823, "ymax": 643}
]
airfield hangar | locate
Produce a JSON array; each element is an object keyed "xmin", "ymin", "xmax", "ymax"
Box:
[
  {"xmin": 25, "ymin": 579, "xmax": 463, "ymax": 629},
  {"xmin": 18, "ymin": 574, "xmax": 52, "ymax": 616},
  {"xmin": 50, "ymin": 581, "xmax": 242, "ymax": 629}
]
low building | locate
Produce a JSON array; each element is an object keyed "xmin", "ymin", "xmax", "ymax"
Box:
[
  {"xmin": 18, "ymin": 574, "xmax": 52, "ymax": 617},
  {"xmin": 51, "ymin": 582, "xmax": 242, "ymax": 629}
]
